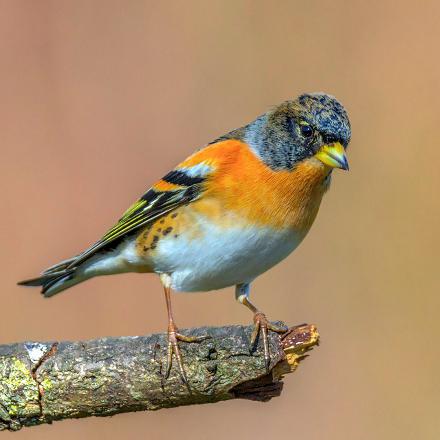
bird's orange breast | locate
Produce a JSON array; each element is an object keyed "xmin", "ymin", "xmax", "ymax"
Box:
[{"xmin": 181, "ymin": 140, "xmax": 331, "ymax": 231}]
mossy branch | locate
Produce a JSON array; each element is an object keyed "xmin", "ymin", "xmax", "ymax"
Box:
[{"xmin": 0, "ymin": 323, "xmax": 319, "ymax": 432}]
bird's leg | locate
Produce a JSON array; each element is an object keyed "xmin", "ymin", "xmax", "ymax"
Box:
[
  {"xmin": 235, "ymin": 283, "xmax": 287, "ymax": 372},
  {"xmin": 161, "ymin": 275, "xmax": 209, "ymax": 384}
]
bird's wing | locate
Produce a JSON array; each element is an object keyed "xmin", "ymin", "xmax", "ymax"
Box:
[{"xmin": 64, "ymin": 155, "xmax": 217, "ymax": 269}]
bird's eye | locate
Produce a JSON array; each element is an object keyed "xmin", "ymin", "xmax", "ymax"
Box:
[{"xmin": 300, "ymin": 124, "xmax": 313, "ymax": 138}]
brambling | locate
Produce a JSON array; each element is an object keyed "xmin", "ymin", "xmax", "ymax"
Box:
[{"xmin": 19, "ymin": 93, "xmax": 350, "ymax": 382}]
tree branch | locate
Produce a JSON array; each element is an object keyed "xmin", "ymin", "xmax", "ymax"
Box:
[{"xmin": 0, "ymin": 323, "xmax": 319, "ymax": 431}]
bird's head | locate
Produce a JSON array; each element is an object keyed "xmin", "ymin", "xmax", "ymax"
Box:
[{"xmin": 245, "ymin": 93, "xmax": 351, "ymax": 171}]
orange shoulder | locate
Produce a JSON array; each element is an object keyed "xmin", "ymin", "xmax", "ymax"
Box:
[
  {"xmin": 152, "ymin": 138, "xmax": 329, "ymax": 232},
  {"xmin": 177, "ymin": 139, "xmax": 247, "ymax": 169},
  {"xmin": 149, "ymin": 140, "xmax": 246, "ymax": 192},
  {"xmin": 187, "ymin": 140, "xmax": 329, "ymax": 231}
]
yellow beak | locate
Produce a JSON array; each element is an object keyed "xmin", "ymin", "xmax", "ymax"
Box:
[{"xmin": 314, "ymin": 142, "xmax": 349, "ymax": 170}]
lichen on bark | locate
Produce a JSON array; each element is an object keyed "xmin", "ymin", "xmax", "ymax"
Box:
[{"xmin": 0, "ymin": 323, "xmax": 319, "ymax": 432}]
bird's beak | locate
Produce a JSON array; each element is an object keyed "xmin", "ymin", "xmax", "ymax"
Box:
[{"xmin": 315, "ymin": 142, "xmax": 349, "ymax": 171}]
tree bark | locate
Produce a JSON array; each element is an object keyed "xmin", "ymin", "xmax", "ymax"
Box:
[{"xmin": 0, "ymin": 323, "xmax": 319, "ymax": 432}]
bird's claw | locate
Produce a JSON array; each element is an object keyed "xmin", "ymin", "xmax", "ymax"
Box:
[
  {"xmin": 250, "ymin": 312, "xmax": 287, "ymax": 373},
  {"xmin": 164, "ymin": 324, "xmax": 210, "ymax": 385}
]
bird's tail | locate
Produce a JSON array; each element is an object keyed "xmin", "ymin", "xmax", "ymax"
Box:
[{"xmin": 18, "ymin": 256, "xmax": 85, "ymax": 297}]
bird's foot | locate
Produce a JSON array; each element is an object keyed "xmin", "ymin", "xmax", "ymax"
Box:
[
  {"xmin": 164, "ymin": 323, "xmax": 210, "ymax": 385},
  {"xmin": 250, "ymin": 312, "xmax": 287, "ymax": 373}
]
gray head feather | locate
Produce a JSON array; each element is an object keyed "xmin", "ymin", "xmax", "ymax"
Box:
[{"xmin": 213, "ymin": 93, "xmax": 351, "ymax": 171}]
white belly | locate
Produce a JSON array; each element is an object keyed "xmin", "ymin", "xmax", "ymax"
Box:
[{"xmin": 150, "ymin": 217, "xmax": 306, "ymax": 292}]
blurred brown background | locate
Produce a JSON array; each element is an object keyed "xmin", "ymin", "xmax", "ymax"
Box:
[{"xmin": 1, "ymin": 1, "xmax": 439, "ymax": 439}]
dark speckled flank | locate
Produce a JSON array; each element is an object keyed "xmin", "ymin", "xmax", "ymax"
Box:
[
  {"xmin": 163, "ymin": 226, "xmax": 173, "ymax": 236},
  {"xmin": 209, "ymin": 93, "xmax": 351, "ymax": 171}
]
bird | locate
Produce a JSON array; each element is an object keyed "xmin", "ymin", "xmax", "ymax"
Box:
[{"xmin": 19, "ymin": 92, "xmax": 351, "ymax": 383}]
